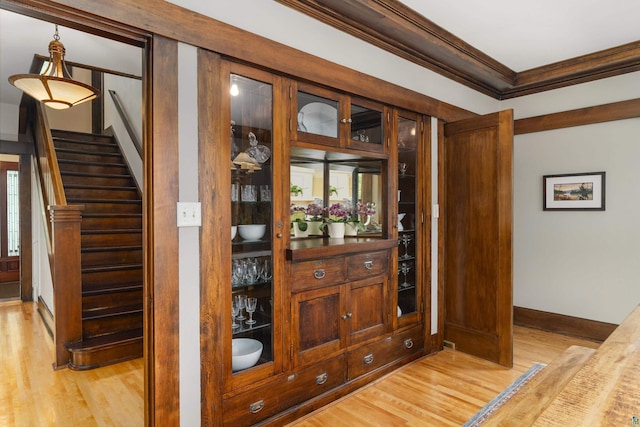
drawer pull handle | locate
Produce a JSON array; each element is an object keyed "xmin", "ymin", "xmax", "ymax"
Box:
[
  {"xmin": 363, "ymin": 260, "xmax": 374, "ymax": 269},
  {"xmin": 363, "ymin": 354, "xmax": 374, "ymax": 365},
  {"xmin": 249, "ymin": 400, "xmax": 264, "ymax": 414},
  {"xmin": 313, "ymin": 269, "xmax": 326, "ymax": 279},
  {"xmin": 316, "ymin": 372, "xmax": 328, "ymax": 385},
  {"xmin": 404, "ymin": 338, "xmax": 414, "ymax": 349}
]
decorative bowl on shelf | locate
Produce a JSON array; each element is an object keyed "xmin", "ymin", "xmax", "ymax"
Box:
[
  {"xmin": 238, "ymin": 224, "xmax": 266, "ymax": 241},
  {"xmin": 232, "ymin": 338, "xmax": 263, "ymax": 371},
  {"xmin": 231, "ymin": 226, "xmax": 237, "ymax": 240}
]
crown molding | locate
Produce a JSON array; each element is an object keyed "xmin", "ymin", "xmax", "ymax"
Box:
[{"xmin": 277, "ymin": 0, "xmax": 640, "ymax": 99}]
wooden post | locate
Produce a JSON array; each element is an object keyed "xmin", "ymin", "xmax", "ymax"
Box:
[{"xmin": 49, "ymin": 204, "xmax": 84, "ymax": 370}]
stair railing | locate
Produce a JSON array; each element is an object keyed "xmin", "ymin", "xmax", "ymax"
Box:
[
  {"xmin": 108, "ymin": 89, "xmax": 142, "ymax": 157},
  {"xmin": 28, "ymin": 96, "xmax": 84, "ymax": 369}
]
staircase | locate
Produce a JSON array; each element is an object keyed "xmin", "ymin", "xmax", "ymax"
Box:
[{"xmin": 52, "ymin": 129, "xmax": 143, "ymax": 370}]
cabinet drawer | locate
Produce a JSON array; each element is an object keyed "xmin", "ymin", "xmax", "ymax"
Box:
[
  {"xmin": 223, "ymin": 355, "xmax": 346, "ymax": 426},
  {"xmin": 347, "ymin": 251, "xmax": 388, "ymax": 281},
  {"xmin": 290, "ymin": 258, "xmax": 346, "ymax": 291},
  {"xmin": 347, "ymin": 327, "xmax": 422, "ymax": 380}
]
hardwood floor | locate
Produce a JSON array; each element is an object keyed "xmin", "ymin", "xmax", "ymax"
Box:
[
  {"xmin": 287, "ymin": 327, "xmax": 600, "ymax": 427},
  {"xmin": 0, "ymin": 301, "xmax": 143, "ymax": 427},
  {"xmin": 1, "ymin": 301, "xmax": 599, "ymax": 427}
]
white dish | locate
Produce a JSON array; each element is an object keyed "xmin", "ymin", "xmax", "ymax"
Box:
[
  {"xmin": 232, "ymin": 338, "xmax": 263, "ymax": 371},
  {"xmin": 231, "ymin": 226, "xmax": 237, "ymax": 240},
  {"xmin": 238, "ymin": 224, "xmax": 266, "ymax": 241},
  {"xmin": 298, "ymin": 102, "xmax": 338, "ymax": 138}
]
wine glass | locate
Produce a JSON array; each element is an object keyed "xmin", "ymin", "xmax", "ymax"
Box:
[
  {"xmin": 231, "ymin": 301, "xmax": 240, "ymax": 330},
  {"xmin": 400, "ymin": 262, "xmax": 411, "ymax": 288},
  {"xmin": 261, "ymin": 259, "xmax": 272, "ymax": 281},
  {"xmin": 235, "ymin": 294, "xmax": 247, "ymax": 321},
  {"xmin": 245, "ymin": 297, "xmax": 258, "ymax": 325},
  {"xmin": 401, "ymin": 234, "xmax": 412, "ymax": 259}
]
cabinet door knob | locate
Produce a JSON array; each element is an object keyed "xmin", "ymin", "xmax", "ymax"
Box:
[
  {"xmin": 346, "ymin": 312, "xmax": 352, "ymax": 318},
  {"xmin": 249, "ymin": 400, "xmax": 264, "ymax": 414},
  {"xmin": 276, "ymin": 233, "xmax": 283, "ymax": 238},
  {"xmin": 404, "ymin": 338, "xmax": 414, "ymax": 349},
  {"xmin": 313, "ymin": 269, "xmax": 326, "ymax": 279},
  {"xmin": 363, "ymin": 353, "xmax": 374, "ymax": 365},
  {"xmin": 340, "ymin": 118, "xmax": 353, "ymax": 123},
  {"xmin": 363, "ymin": 260, "xmax": 374, "ymax": 269},
  {"xmin": 316, "ymin": 372, "xmax": 328, "ymax": 385}
]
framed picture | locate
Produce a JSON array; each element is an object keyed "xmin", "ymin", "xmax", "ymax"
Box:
[{"xmin": 543, "ymin": 172, "xmax": 605, "ymax": 211}]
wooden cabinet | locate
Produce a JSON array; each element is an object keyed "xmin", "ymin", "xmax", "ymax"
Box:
[
  {"xmin": 200, "ymin": 55, "xmax": 429, "ymax": 426},
  {"xmin": 292, "ymin": 81, "xmax": 388, "ymax": 154},
  {"xmin": 290, "ymin": 252, "xmax": 389, "ymax": 367}
]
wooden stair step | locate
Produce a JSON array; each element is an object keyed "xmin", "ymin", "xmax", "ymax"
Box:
[
  {"xmin": 66, "ymin": 187, "xmax": 140, "ymax": 200},
  {"xmin": 59, "ymin": 160, "xmax": 129, "ymax": 175},
  {"xmin": 82, "ymin": 268, "xmax": 143, "ymax": 287},
  {"xmin": 82, "ymin": 246, "xmax": 143, "ymax": 267},
  {"xmin": 83, "ymin": 287, "xmax": 143, "ymax": 312},
  {"xmin": 82, "ymin": 213, "xmax": 142, "ymax": 230},
  {"xmin": 83, "ymin": 303, "xmax": 143, "ymax": 320},
  {"xmin": 83, "ymin": 281, "xmax": 142, "ymax": 296},
  {"xmin": 70, "ymin": 199, "xmax": 142, "ymax": 214},
  {"xmin": 61, "ymin": 172, "xmax": 135, "ymax": 187},
  {"xmin": 53, "ymin": 139, "xmax": 119, "ymax": 153},
  {"xmin": 82, "ymin": 263, "xmax": 142, "ymax": 274},
  {"xmin": 52, "ymin": 129, "xmax": 116, "ymax": 144},
  {"xmin": 66, "ymin": 328, "xmax": 143, "ymax": 371},
  {"xmin": 81, "ymin": 231, "xmax": 142, "ymax": 248},
  {"xmin": 54, "ymin": 147, "xmax": 124, "ymax": 163},
  {"xmin": 82, "ymin": 306, "xmax": 143, "ymax": 338},
  {"xmin": 483, "ymin": 345, "xmax": 597, "ymax": 426}
]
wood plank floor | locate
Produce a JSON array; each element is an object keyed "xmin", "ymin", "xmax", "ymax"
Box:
[
  {"xmin": 1, "ymin": 301, "xmax": 600, "ymax": 426},
  {"xmin": 0, "ymin": 301, "xmax": 143, "ymax": 427}
]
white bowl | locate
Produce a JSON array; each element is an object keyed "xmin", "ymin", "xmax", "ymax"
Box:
[
  {"xmin": 232, "ymin": 338, "xmax": 263, "ymax": 371},
  {"xmin": 231, "ymin": 226, "xmax": 237, "ymax": 240},
  {"xmin": 238, "ymin": 224, "xmax": 266, "ymax": 241}
]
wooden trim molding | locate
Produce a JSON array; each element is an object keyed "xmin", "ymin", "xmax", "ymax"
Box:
[
  {"xmin": 514, "ymin": 98, "xmax": 640, "ymax": 135},
  {"xmin": 275, "ymin": 1, "xmax": 640, "ymax": 99},
  {"xmin": 514, "ymin": 306, "xmax": 617, "ymax": 343},
  {"xmin": 37, "ymin": 296, "xmax": 54, "ymax": 338}
]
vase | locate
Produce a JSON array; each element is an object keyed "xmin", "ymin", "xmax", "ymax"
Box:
[
  {"xmin": 327, "ymin": 222, "xmax": 345, "ymax": 239},
  {"xmin": 307, "ymin": 221, "xmax": 323, "ymax": 236},
  {"xmin": 344, "ymin": 222, "xmax": 358, "ymax": 236},
  {"xmin": 293, "ymin": 222, "xmax": 310, "ymax": 237},
  {"xmin": 397, "ymin": 213, "xmax": 406, "ymax": 231}
]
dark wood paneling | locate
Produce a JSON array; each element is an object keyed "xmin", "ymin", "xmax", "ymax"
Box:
[
  {"xmin": 514, "ymin": 306, "xmax": 616, "ymax": 343},
  {"xmin": 514, "ymin": 98, "xmax": 640, "ymax": 135},
  {"xmin": 19, "ymin": 155, "xmax": 33, "ymax": 301},
  {"xmin": 147, "ymin": 35, "xmax": 180, "ymax": 426}
]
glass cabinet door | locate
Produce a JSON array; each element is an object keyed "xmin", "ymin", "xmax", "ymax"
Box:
[
  {"xmin": 230, "ymin": 73, "xmax": 274, "ymax": 374},
  {"xmin": 397, "ymin": 114, "xmax": 418, "ymax": 321}
]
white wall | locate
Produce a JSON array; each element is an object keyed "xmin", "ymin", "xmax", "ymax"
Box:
[
  {"xmin": 31, "ymin": 157, "xmax": 54, "ymax": 313},
  {"xmin": 104, "ymin": 74, "xmax": 143, "ymax": 188},
  {"xmin": 504, "ymin": 73, "xmax": 640, "ymax": 324},
  {"xmin": 0, "ymin": 102, "xmax": 19, "ymax": 140}
]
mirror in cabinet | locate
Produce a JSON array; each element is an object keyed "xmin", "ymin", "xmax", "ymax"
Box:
[
  {"xmin": 294, "ymin": 82, "xmax": 385, "ymax": 153},
  {"xmin": 397, "ymin": 114, "xmax": 419, "ymax": 321},
  {"xmin": 290, "ymin": 148, "xmax": 385, "ymax": 239},
  {"xmin": 230, "ymin": 73, "xmax": 274, "ymax": 372}
]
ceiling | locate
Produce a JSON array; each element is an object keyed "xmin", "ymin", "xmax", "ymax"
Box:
[{"xmin": 1, "ymin": 1, "xmax": 639, "ymax": 108}]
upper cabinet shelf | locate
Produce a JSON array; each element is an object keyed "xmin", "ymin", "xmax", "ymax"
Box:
[{"xmin": 292, "ymin": 81, "xmax": 388, "ymax": 155}]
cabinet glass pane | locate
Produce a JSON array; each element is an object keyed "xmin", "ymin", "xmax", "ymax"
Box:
[
  {"xmin": 297, "ymin": 92, "xmax": 339, "ymax": 138},
  {"xmin": 397, "ymin": 116, "xmax": 417, "ymax": 316},
  {"xmin": 351, "ymin": 104, "xmax": 382, "ymax": 145},
  {"xmin": 230, "ymin": 74, "xmax": 273, "ymax": 371}
]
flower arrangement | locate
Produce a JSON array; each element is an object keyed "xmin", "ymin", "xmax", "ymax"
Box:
[
  {"xmin": 290, "ymin": 204, "xmax": 308, "ymax": 232},
  {"xmin": 357, "ymin": 201, "xmax": 376, "ymax": 217},
  {"xmin": 305, "ymin": 203, "xmax": 324, "ymax": 222},
  {"xmin": 324, "ymin": 202, "xmax": 350, "ymax": 223}
]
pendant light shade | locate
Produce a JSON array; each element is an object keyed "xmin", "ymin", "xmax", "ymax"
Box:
[{"xmin": 8, "ymin": 25, "xmax": 99, "ymax": 110}]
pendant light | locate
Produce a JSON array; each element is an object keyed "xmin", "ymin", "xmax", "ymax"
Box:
[{"xmin": 8, "ymin": 25, "xmax": 100, "ymax": 110}]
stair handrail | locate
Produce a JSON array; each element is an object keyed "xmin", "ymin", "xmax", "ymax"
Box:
[{"xmin": 108, "ymin": 89, "xmax": 142, "ymax": 157}]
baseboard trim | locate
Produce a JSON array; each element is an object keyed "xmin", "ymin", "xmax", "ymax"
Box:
[
  {"xmin": 514, "ymin": 306, "xmax": 617, "ymax": 343},
  {"xmin": 37, "ymin": 296, "xmax": 54, "ymax": 339}
]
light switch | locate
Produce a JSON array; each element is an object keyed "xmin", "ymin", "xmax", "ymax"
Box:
[{"xmin": 177, "ymin": 202, "xmax": 201, "ymax": 227}]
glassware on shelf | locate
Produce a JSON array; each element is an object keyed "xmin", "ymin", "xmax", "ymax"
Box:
[
  {"xmin": 399, "ymin": 262, "xmax": 411, "ymax": 288},
  {"xmin": 235, "ymin": 294, "xmax": 247, "ymax": 321},
  {"xmin": 231, "ymin": 301, "xmax": 240, "ymax": 330},
  {"xmin": 245, "ymin": 297, "xmax": 258, "ymax": 325},
  {"xmin": 261, "ymin": 259, "xmax": 272, "ymax": 281},
  {"xmin": 399, "ymin": 162, "xmax": 407, "ymax": 176},
  {"xmin": 400, "ymin": 233, "xmax": 412, "ymax": 259}
]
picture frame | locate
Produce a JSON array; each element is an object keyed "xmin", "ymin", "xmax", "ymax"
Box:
[{"xmin": 543, "ymin": 172, "xmax": 605, "ymax": 211}]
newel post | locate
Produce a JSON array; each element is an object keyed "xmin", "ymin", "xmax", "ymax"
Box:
[{"xmin": 49, "ymin": 205, "xmax": 84, "ymax": 369}]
